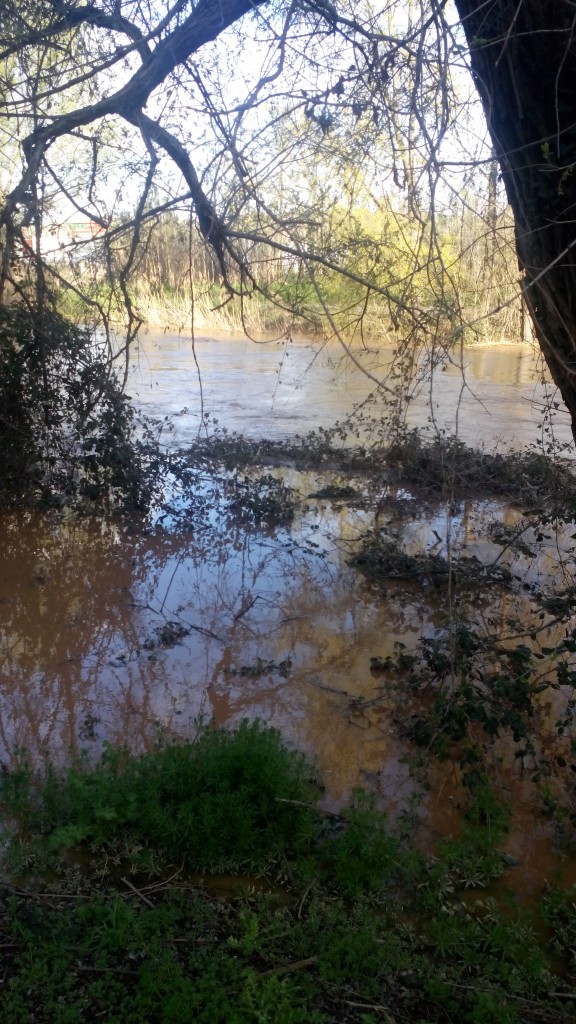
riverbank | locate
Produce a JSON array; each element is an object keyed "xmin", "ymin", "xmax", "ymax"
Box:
[
  {"xmin": 112, "ymin": 283, "xmax": 530, "ymax": 347},
  {"xmin": 0, "ymin": 720, "xmax": 574, "ymax": 1024}
]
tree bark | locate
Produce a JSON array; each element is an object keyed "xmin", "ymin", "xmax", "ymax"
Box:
[{"xmin": 454, "ymin": 0, "xmax": 576, "ymax": 440}]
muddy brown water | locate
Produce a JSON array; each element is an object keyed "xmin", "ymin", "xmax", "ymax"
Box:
[
  {"xmin": 1, "ymin": 335, "xmax": 576, "ymax": 892},
  {"xmin": 131, "ymin": 332, "xmax": 573, "ymax": 448}
]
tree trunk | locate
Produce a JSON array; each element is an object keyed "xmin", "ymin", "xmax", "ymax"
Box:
[{"xmin": 454, "ymin": 0, "xmax": 576, "ymax": 440}]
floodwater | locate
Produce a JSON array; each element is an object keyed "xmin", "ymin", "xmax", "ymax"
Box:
[
  {"xmin": 1, "ymin": 333, "xmax": 576, "ymax": 890},
  {"xmin": 130, "ymin": 331, "xmax": 573, "ymax": 449}
]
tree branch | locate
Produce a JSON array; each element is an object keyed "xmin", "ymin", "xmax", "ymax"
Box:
[
  {"xmin": 0, "ymin": 2, "xmax": 151, "ymax": 63},
  {"xmin": 0, "ymin": 0, "xmax": 272, "ymax": 296}
]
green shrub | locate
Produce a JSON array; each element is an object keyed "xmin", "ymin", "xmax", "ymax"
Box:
[
  {"xmin": 323, "ymin": 790, "xmax": 423, "ymax": 895},
  {"xmin": 0, "ymin": 726, "xmax": 572, "ymax": 1024},
  {"xmin": 0, "ymin": 721, "xmax": 320, "ymax": 873}
]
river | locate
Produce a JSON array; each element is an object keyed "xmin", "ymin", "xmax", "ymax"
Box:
[
  {"xmin": 1, "ymin": 333, "xmax": 575, "ymax": 891},
  {"xmin": 130, "ymin": 332, "xmax": 573, "ymax": 449}
]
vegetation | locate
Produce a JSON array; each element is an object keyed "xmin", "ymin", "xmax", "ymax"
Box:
[
  {"xmin": 163, "ymin": 422, "xmax": 576, "ymax": 838},
  {"xmin": 122, "ymin": 204, "xmax": 524, "ymax": 342},
  {"xmin": 366, "ymin": 618, "xmax": 576, "ymax": 817},
  {"xmin": 186, "ymin": 420, "xmax": 576, "ymax": 510},
  {"xmin": 0, "ymin": 721, "xmax": 319, "ymax": 874},
  {"xmin": 0, "ymin": 304, "xmax": 169, "ymax": 510},
  {"xmin": 349, "ymin": 533, "xmax": 513, "ymax": 591},
  {"xmin": 0, "ymin": 418, "xmax": 576, "ymax": 1018},
  {"xmin": 227, "ymin": 473, "xmax": 301, "ymax": 527},
  {"xmin": 0, "ymin": 721, "xmax": 575, "ymax": 1024}
]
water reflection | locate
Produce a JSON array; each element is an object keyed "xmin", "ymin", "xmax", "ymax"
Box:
[
  {"xmin": 2, "ymin": 437, "xmax": 576, "ymax": 889},
  {"xmin": 1, "ymin": 476, "xmax": 573, "ymax": 795},
  {"xmin": 0, "ymin": 499, "xmax": 430, "ymax": 801}
]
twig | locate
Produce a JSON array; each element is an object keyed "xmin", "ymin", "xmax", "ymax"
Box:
[
  {"xmin": 131, "ymin": 867, "xmax": 183, "ymax": 893},
  {"xmin": 275, "ymin": 797, "xmax": 344, "ymax": 820},
  {"xmin": 233, "ymin": 595, "xmax": 260, "ymax": 620},
  {"xmin": 0, "ymin": 883, "xmax": 77, "ymax": 905},
  {"xmin": 141, "ymin": 603, "xmax": 225, "ymax": 643},
  {"xmin": 491, "ymin": 517, "xmax": 536, "ymax": 566},
  {"xmin": 120, "ymin": 876, "xmax": 155, "ymax": 908},
  {"xmin": 297, "ymin": 879, "xmax": 315, "ymax": 920},
  {"xmin": 75, "ymin": 964, "xmax": 136, "ymax": 975},
  {"xmin": 344, "ymin": 1001, "xmax": 394, "ymax": 1020},
  {"xmin": 259, "ymin": 955, "xmax": 318, "ymax": 977}
]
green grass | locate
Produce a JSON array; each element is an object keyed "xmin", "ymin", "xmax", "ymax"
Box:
[{"xmin": 0, "ymin": 721, "xmax": 574, "ymax": 1023}]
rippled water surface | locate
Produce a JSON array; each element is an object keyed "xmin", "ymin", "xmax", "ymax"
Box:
[{"xmin": 130, "ymin": 332, "xmax": 573, "ymax": 448}]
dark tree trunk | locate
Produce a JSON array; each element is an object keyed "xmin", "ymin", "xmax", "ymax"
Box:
[{"xmin": 454, "ymin": 0, "xmax": 576, "ymax": 440}]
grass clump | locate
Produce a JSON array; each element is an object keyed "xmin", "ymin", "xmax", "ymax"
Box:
[
  {"xmin": 322, "ymin": 789, "xmax": 425, "ymax": 897},
  {"xmin": 0, "ymin": 720, "xmax": 319, "ymax": 874},
  {"xmin": 350, "ymin": 533, "xmax": 512, "ymax": 593}
]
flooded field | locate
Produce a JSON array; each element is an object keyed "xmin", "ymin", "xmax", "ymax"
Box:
[
  {"xmin": 2, "ymin": 335, "xmax": 576, "ymax": 890},
  {"xmin": 2, "ymin": 474, "xmax": 576, "ymax": 889}
]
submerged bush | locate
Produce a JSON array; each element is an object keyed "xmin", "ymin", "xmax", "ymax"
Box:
[
  {"xmin": 384, "ymin": 427, "xmax": 576, "ymax": 509},
  {"xmin": 350, "ymin": 534, "xmax": 512, "ymax": 592},
  {"xmin": 0, "ymin": 304, "xmax": 167, "ymax": 510},
  {"xmin": 227, "ymin": 473, "xmax": 300, "ymax": 526}
]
